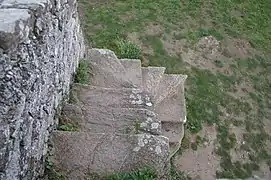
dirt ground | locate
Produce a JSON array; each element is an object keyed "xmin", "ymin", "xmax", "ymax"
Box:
[
  {"xmin": 135, "ymin": 31, "xmax": 271, "ymax": 179},
  {"xmin": 174, "ymin": 125, "xmax": 220, "ymax": 180}
]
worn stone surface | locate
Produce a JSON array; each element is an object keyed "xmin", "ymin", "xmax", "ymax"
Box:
[
  {"xmin": 87, "ymin": 48, "xmax": 138, "ymax": 88},
  {"xmin": 142, "ymin": 67, "xmax": 165, "ymax": 98},
  {"xmin": 62, "ymin": 104, "xmax": 161, "ymax": 135},
  {"xmin": 52, "ymin": 131, "xmax": 169, "ymax": 180},
  {"xmin": 155, "ymin": 74, "xmax": 187, "ymax": 105},
  {"xmin": 71, "ymin": 83, "xmax": 154, "ymax": 109},
  {"xmin": 120, "ymin": 59, "xmax": 143, "ymax": 88},
  {"xmin": 155, "ymin": 79, "xmax": 187, "ymax": 123},
  {"xmin": 0, "ymin": 0, "xmax": 85, "ymax": 179}
]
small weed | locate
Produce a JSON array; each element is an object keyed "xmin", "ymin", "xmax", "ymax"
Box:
[
  {"xmin": 68, "ymin": 89, "xmax": 78, "ymax": 104},
  {"xmin": 57, "ymin": 123, "xmax": 78, "ymax": 132},
  {"xmin": 45, "ymin": 157, "xmax": 66, "ymax": 180},
  {"xmin": 191, "ymin": 142, "xmax": 198, "ymax": 151},
  {"xmin": 75, "ymin": 60, "xmax": 90, "ymax": 84},
  {"xmin": 214, "ymin": 60, "xmax": 224, "ymax": 68},
  {"xmin": 134, "ymin": 119, "xmax": 141, "ymax": 134},
  {"xmin": 115, "ymin": 39, "xmax": 141, "ymax": 59},
  {"xmin": 170, "ymin": 163, "xmax": 191, "ymax": 180},
  {"xmin": 181, "ymin": 134, "xmax": 190, "ymax": 150},
  {"xmin": 106, "ymin": 167, "xmax": 157, "ymax": 180}
]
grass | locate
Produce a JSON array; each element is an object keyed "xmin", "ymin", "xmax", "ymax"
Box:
[
  {"xmin": 79, "ymin": 0, "xmax": 271, "ymax": 179},
  {"xmin": 115, "ymin": 39, "xmax": 141, "ymax": 59},
  {"xmin": 106, "ymin": 167, "xmax": 157, "ymax": 180},
  {"xmin": 45, "ymin": 157, "xmax": 66, "ymax": 180},
  {"xmin": 75, "ymin": 60, "xmax": 90, "ymax": 84},
  {"xmin": 85, "ymin": 166, "xmax": 191, "ymax": 180},
  {"xmin": 57, "ymin": 123, "xmax": 79, "ymax": 132}
]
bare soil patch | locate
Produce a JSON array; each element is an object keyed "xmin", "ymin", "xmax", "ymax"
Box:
[
  {"xmin": 144, "ymin": 22, "xmax": 164, "ymax": 36},
  {"xmin": 127, "ymin": 32, "xmax": 154, "ymax": 56},
  {"xmin": 180, "ymin": 36, "xmax": 235, "ymax": 74},
  {"xmin": 162, "ymin": 36, "xmax": 188, "ymax": 57},
  {"xmin": 221, "ymin": 38, "xmax": 257, "ymax": 59},
  {"xmin": 174, "ymin": 125, "xmax": 220, "ymax": 180}
]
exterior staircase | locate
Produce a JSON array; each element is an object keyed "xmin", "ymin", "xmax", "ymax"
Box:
[{"xmin": 51, "ymin": 48, "xmax": 187, "ymax": 179}]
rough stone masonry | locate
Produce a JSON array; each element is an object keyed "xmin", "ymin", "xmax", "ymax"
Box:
[{"xmin": 0, "ymin": 0, "xmax": 85, "ymax": 179}]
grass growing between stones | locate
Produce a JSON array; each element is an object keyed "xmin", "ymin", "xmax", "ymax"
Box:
[
  {"xmin": 75, "ymin": 60, "xmax": 90, "ymax": 84},
  {"xmin": 86, "ymin": 166, "xmax": 191, "ymax": 180},
  {"xmin": 79, "ymin": 0, "xmax": 271, "ymax": 178},
  {"xmin": 45, "ymin": 157, "xmax": 66, "ymax": 180},
  {"xmin": 57, "ymin": 123, "xmax": 79, "ymax": 132}
]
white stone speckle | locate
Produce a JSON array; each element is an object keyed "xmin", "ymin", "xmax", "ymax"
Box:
[
  {"xmin": 137, "ymin": 99, "xmax": 143, "ymax": 104},
  {"xmin": 151, "ymin": 123, "xmax": 159, "ymax": 129},
  {"xmin": 155, "ymin": 146, "xmax": 162, "ymax": 154},
  {"xmin": 146, "ymin": 134, "xmax": 151, "ymax": 139},
  {"xmin": 140, "ymin": 122, "xmax": 147, "ymax": 128},
  {"xmin": 146, "ymin": 102, "xmax": 152, "ymax": 107},
  {"xmin": 133, "ymin": 147, "xmax": 141, "ymax": 152},
  {"xmin": 130, "ymin": 94, "xmax": 136, "ymax": 99},
  {"xmin": 144, "ymin": 139, "xmax": 148, "ymax": 144},
  {"xmin": 138, "ymin": 136, "xmax": 145, "ymax": 147},
  {"xmin": 150, "ymin": 147, "xmax": 153, "ymax": 151},
  {"xmin": 146, "ymin": 117, "xmax": 152, "ymax": 122}
]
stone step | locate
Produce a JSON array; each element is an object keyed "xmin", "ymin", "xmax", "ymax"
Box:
[
  {"xmin": 120, "ymin": 59, "xmax": 143, "ymax": 88},
  {"xmin": 155, "ymin": 83, "xmax": 186, "ymax": 123},
  {"xmin": 142, "ymin": 67, "xmax": 165, "ymax": 99},
  {"xmin": 71, "ymin": 84, "xmax": 154, "ymax": 109},
  {"xmin": 161, "ymin": 122, "xmax": 184, "ymax": 151},
  {"xmin": 155, "ymin": 74, "xmax": 187, "ymax": 105},
  {"xmin": 87, "ymin": 48, "xmax": 136, "ymax": 88},
  {"xmin": 61, "ymin": 104, "xmax": 161, "ymax": 135},
  {"xmin": 51, "ymin": 131, "xmax": 169, "ymax": 179}
]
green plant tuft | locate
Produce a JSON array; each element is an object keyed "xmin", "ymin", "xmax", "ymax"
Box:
[
  {"xmin": 75, "ymin": 60, "xmax": 90, "ymax": 84},
  {"xmin": 115, "ymin": 39, "xmax": 141, "ymax": 59},
  {"xmin": 57, "ymin": 123, "xmax": 78, "ymax": 132},
  {"xmin": 45, "ymin": 157, "xmax": 66, "ymax": 180},
  {"xmin": 106, "ymin": 167, "xmax": 157, "ymax": 180}
]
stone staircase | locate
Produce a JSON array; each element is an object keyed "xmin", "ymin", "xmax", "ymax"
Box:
[{"xmin": 51, "ymin": 48, "xmax": 187, "ymax": 179}]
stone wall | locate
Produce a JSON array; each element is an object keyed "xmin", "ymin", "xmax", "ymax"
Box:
[{"xmin": 0, "ymin": 0, "xmax": 85, "ymax": 179}]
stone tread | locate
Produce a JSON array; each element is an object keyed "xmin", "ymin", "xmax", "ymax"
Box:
[
  {"xmin": 87, "ymin": 48, "xmax": 136, "ymax": 88},
  {"xmin": 52, "ymin": 131, "xmax": 169, "ymax": 179},
  {"xmin": 71, "ymin": 83, "xmax": 154, "ymax": 109},
  {"xmin": 61, "ymin": 104, "xmax": 161, "ymax": 135},
  {"xmin": 161, "ymin": 122, "xmax": 184, "ymax": 144},
  {"xmin": 120, "ymin": 59, "xmax": 143, "ymax": 88},
  {"xmin": 142, "ymin": 67, "xmax": 165, "ymax": 99},
  {"xmin": 155, "ymin": 74, "xmax": 187, "ymax": 105},
  {"xmin": 155, "ymin": 86, "xmax": 186, "ymax": 123}
]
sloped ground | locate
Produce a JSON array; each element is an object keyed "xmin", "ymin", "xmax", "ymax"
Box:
[{"xmin": 78, "ymin": 0, "xmax": 271, "ymax": 179}]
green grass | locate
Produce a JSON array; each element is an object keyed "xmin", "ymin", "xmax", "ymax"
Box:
[
  {"xmin": 85, "ymin": 166, "xmax": 191, "ymax": 180},
  {"xmin": 106, "ymin": 167, "xmax": 157, "ymax": 180},
  {"xmin": 75, "ymin": 60, "xmax": 90, "ymax": 84},
  {"xmin": 79, "ymin": 0, "xmax": 271, "ymax": 179},
  {"xmin": 57, "ymin": 123, "xmax": 79, "ymax": 132},
  {"xmin": 115, "ymin": 39, "xmax": 141, "ymax": 59}
]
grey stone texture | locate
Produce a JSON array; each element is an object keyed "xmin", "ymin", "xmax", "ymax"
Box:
[
  {"xmin": 52, "ymin": 49, "xmax": 187, "ymax": 179},
  {"xmin": 0, "ymin": 0, "xmax": 85, "ymax": 179},
  {"xmin": 52, "ymin": 132, "xmax": 169, "ymax": 179}
]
